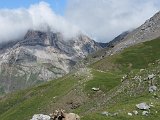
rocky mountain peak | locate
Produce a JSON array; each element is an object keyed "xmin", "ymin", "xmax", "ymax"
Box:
[
  {"xmin": 0, "ymin": 29, "xmax": 105, "ymax": 94},
  {"xmin": 21, "ymin": 30, "xmax": 60, "ymax": 47}
]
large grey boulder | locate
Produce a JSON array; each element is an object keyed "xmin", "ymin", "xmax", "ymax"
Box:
[{"xmin": 136, "ymin": 103, "xmax": 150, "ymax": 110}]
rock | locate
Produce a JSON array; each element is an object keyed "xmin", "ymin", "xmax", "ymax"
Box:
[
  {"xmin": 128, "ymin": 113, "xmax": 132, "ymax": 116},
  {"xmin": 149, "ymin": 103, "xmax": 154, "ymax": 107},
  {"xmin": 50, "ymin": 110, "xmax": 80, "ymax": 120},
  {"xmin": 148, "ymin": 74, "xmax": 155, "ymax": 80},
  {"xmin": 149, "ymin": 102, "xmax": 154, "ymax": 107},
  {"xmin": 142, "ymin": 111, "xmax": 149, "ymax": 116},
  {"xmin": 133, "ymin": 76, "xmax": 141, "ymax": 81},
  {"xmin": 149, "ymin": 85, "xmax": 157, "ymax": 92},
  {"xmin": 136, "ymin": 102, "xmax": 150, "ymax": 110},
  {"xmin": 92, "ymin": 87, "xmax": 100, "ymax": 91},
  {"xmin": 140, "ymin": 69, "xmax": 145, "ymax": 72},
  {"xmin": 121, "ymin": 74, "xmax": 127, "ymax": 82},
  {"xmin": 101, "ymin": 111, "xmax": 109, "ymax": 116},
  {"xmin": 122, "ymin": 75, "xmax": 127, "ymax": 79},
  {"xmin": 133, "ymin": 110, "xmax": 138, "ymax": 115},
  {"xmin": 30, "ymin": 114, "xmax": 51, "ymax": 120}
]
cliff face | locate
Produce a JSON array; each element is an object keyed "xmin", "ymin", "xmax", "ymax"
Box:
[{"xmin": 0, "ymin": 30, "xmax": 105, "ymax": 95}]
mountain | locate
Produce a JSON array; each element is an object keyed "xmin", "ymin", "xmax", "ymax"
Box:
[
  {"xmin": 82, "ymin": 11, "xmax": 160, "ymax": 65},
  {"xmin": 0, "ymin": 10, "xmax": 160, "ymax": 120},
  {"xmin": 107, "ymin": 31, "xmax": 130, "ymax": 48},
  {"xmin": 0, "ymin": 30, "xmax": 106, "ymax": 95},
  {"xmin": 0, "ymin": 36, "xmax": 160, "ymax": 120},
  {"xmin": 112, "ymin": 11, "xmax": 160, "ymax": 54}
]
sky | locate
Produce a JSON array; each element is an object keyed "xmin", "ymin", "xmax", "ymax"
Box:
[
  {"xmin": 0, "ymin": 0, "xmax": 160, "ymax": 42},
  {"xmin": 0, "ymin": 0, "xmax": 67, "ymax": 15}
]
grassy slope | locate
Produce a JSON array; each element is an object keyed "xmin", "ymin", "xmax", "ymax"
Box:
[
  {"xmin": 0, "ymin": 74, "xmax": 77, "ymax": 120},
  {"xmin": 91, "ymin": 38, "xmax": 160, "ymax": 72},
  {"xmin": 82, "ymin": 38, "xmax": 160, "ymax": 120},
  {"xmin": 85, "ymin": 70, "xmax": 121, "ymax": 94},
  {"xmin": 0, "ymin": 38, "xmax": 160, "ymax": 120}
]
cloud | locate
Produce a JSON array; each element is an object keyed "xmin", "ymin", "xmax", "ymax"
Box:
[
  {"xmin": 0, "ymin": 0, "xmax": 159, "ymax": 43},
  {"xmin": 65, "ymin": 0, "xmax": 159, "ymax": 42},
  {"xmin": 0, "ymin": 1, "xmax": 80, "ymax": 43}
]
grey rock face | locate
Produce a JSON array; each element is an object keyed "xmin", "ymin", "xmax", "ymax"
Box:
[
  {"xmin": 8, "ymin": 48, "xmax": 37, "ymax": 64},
  {"xmin": 0, "ymin": 30, "xmax": 104, "ymax": 94}
]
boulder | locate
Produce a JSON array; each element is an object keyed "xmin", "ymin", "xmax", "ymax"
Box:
[
  {"xmin": 142, "ymin": 111, "xmax": 149, "ymax": 116},
  {"xmin": 133, "ymin": 110, "xmax": 138, "ymax": 115},
  {"xmin": 140, "ymin": 69, "xmax": 145, "ymax": 72},
  {"xmin": 101, "ymin": 111, "xmax": 109, "ymax": 116},
  {"xmin": 127, "ymin": 113, "xmax": 132, "ymax": 116},
  {"xmin": 136, "ymin": 103, "xmax": 150, "ymax": 110},
  {"xmin": 30, "ymin": 114, "xmax": 51, "ymax": 120},
  {"xmin": 149, "ymin": 102, "xmax": 154, "ymax": 107},
  {"xmin": 92, "ymin": 87, "xmax": 100, "ymax": 91},
  {"xmin": 149, "ymin": 85, "xmax": 157, "ymax": 92},
  {"xmin": 148, "ymin": 74, "xmax": 155, "ymax": 80}
]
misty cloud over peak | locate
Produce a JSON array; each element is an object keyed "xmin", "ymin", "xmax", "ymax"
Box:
[{"xmin": 0, "ymin": 1, "xmax": 80, "ymax": 43}]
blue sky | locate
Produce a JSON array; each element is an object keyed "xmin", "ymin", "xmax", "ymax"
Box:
[{"xmin": 0, "ymin": 0, "xmax": 67, "ymax": 15}]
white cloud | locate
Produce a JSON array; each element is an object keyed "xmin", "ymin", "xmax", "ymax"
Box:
[
  {"xmin": 0, "ymin": 1, "xmax": 80, "ymax": 43},
  {"xmin": 65, "ymin": 0, "xmax": 159, "ymax": 42},
  {"xmin": 0, "ymin": 0, "xmax": 159, "ymax": 43}
]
